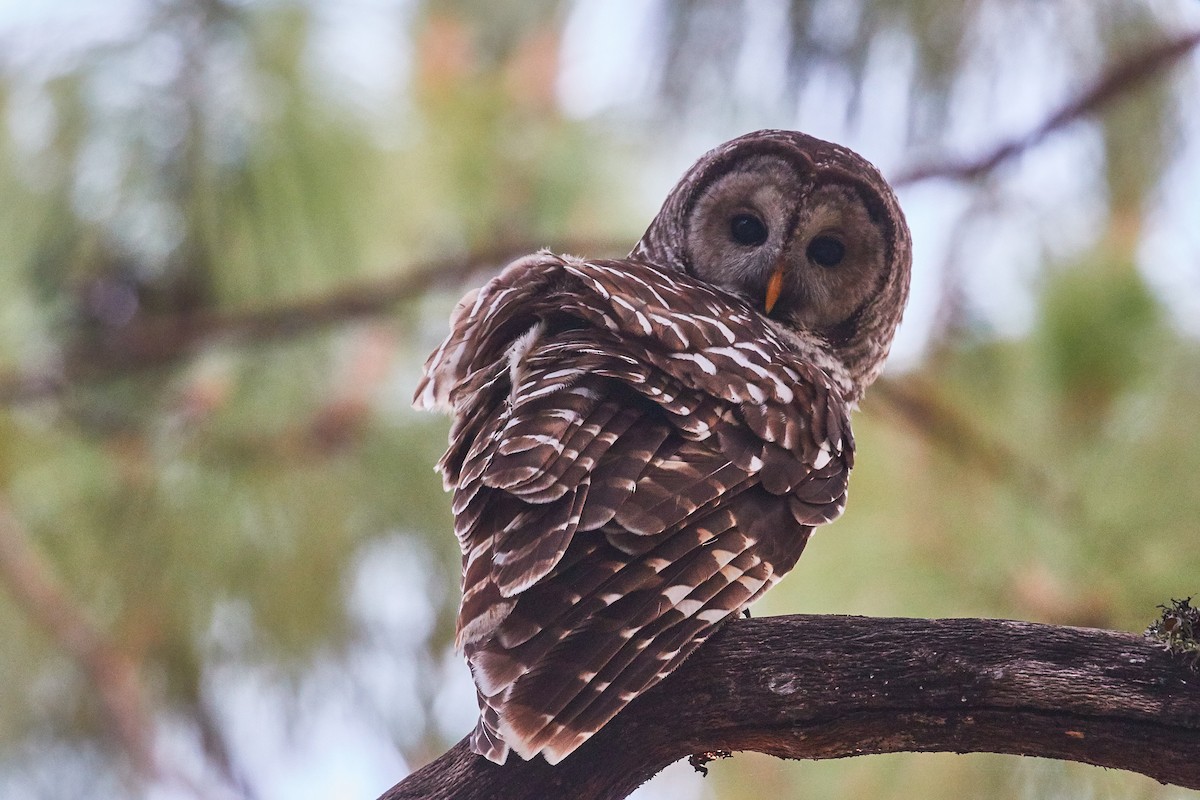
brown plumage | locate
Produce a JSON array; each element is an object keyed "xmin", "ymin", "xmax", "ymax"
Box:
[{"xmin": 414, "ymin": 129, "xmax": 911, "ymax": 764}]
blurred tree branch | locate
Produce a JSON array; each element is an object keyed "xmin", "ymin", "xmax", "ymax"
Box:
[
  {"xmin": 381, "ymin": 614, "xmax": 1200, "ymax": 800},
  {"xmin": 0, "ymin": 500, "xmax": 247, "ymax": 796},
  {"xmin": 866, "ymin": 378, "xmax": 1076, "ymax": 515},
  {"xmin": 0, "ymin": 243, "xmax": 626, "ymax": 406},
  {"xmin": 1, "ymin": 31, "xmax": 1195, "ymax": 409},
  {"xmin": 894, "ymin": 28, "xmax": 1200, "ymax": 186},
  {"xmin": 0, "ymin": 498, "xmax": 157, "ymax": 777}
]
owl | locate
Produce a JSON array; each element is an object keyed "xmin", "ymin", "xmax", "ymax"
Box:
[{"xmin": 414, "ymin": 129, "xmax": 911, "ymax": 765}]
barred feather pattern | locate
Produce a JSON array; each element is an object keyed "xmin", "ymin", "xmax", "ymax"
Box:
[{"xmin": 415, "ymin": 252, "xmax": 854, "ymax": 765}]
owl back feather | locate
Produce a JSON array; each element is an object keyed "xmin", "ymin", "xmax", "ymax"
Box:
[{"xmin": 415, "ymin": 251, "xmax": 854, "ymax": 764}]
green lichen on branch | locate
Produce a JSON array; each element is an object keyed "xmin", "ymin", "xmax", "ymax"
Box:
[{"xmin": 1145, "ymin": 596, "xmax": 1200, "ymax": 669}]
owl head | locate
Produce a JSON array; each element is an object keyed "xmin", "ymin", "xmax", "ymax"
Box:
[{"xmin": 632, "ymin": 129, "xmax": 912, "ymax": 402}]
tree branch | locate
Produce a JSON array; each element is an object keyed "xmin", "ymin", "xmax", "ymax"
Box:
[
  {"xmin": 893, "ymin": 29, "xmax": 1200, "ymax": 186},
  {"xmin": 380, "ymin": 615, "xmax": 1200, "ymax": 800},
  {"xmin": 5, "ymin": 31, "xmax": 1199, "ymax": 405},
  {"xmin": 0, "ymin": 498, "xmax": 158, "ymax": 777},
  {"xmin": 5, "ymin": 34, "xmax": 1198, "ymax": 406},
  {"xmin": 0, "ymin": 242, "xmax": 622, "ymax": 405},
  {"xmin": 867, "ymin": 378, "xmax": 1078, "ymax": 517}
]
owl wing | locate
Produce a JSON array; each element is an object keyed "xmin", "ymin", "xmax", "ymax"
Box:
[{"xmin": 414, "ymin": 253, "xmax": 854, "ymax": 764}]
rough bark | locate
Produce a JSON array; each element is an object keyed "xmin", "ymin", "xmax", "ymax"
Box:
[{"xmin": 380, "ymin": 614, "xmax": 1200, "ymax": 800}]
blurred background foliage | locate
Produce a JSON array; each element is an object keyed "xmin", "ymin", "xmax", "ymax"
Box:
[{"xmin": 0, "ymin": 1, "xmax": 1198, "ymax": 798}]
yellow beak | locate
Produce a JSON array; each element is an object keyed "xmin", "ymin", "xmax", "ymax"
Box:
[{"xmin": 764, "ymin": 260, "xmax": 787, "ymax": 315}]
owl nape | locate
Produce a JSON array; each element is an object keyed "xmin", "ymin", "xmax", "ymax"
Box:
[{"xmin": 414, "ymin": 129, "xmax": 911, "ymax": 764}]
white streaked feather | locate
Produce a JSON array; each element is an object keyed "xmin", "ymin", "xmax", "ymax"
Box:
[
  {"xmin": 661, "ymin": 584, "xmax": 692, "ymax": 605},
  {"xmin": 622, "ymin": 269, "xmax": 671, "ymax": 307},
  {"xmin": 813, "ymin": 441, "xmax": 833, "ymax": 469},
  {"xmin": 506, "ymin": 322, "xmax": 546, "ymax": 401},
  {"xmin": 668, "ymin": 351, "xmax": 717, "ymax": 375}
]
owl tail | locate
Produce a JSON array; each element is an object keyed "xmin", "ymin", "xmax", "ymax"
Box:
[{"xmin": 471, "ymin": 694, "xmax": 511, "ymax": 764}]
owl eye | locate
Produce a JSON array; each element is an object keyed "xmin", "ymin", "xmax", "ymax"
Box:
[
  {"xmin": 806, "ymin": 235, "xmax": 846, "ymax": 268},
  {"xmin": 729, "ymin": 214, "xmax": 768, "ymax": 247}
]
